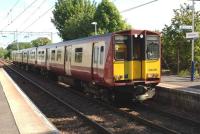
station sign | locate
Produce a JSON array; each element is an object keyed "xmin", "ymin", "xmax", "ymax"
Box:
[
  {"xmin": 180, "ymin": 25, "xmax": 192, "ymax": 30},
  {"xmin": 186, "ymin": 32, "xmax": 199, "ymax": 39}
]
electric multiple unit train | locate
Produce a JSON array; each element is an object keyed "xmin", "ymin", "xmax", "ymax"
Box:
[{"xmin": 12, "ymin": 29, "xmax": 161, "ymax": 101}]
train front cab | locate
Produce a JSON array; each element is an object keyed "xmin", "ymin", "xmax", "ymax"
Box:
[{"xmin": 113, "ymin": 30, "xmax": 161, "ymax": 101}]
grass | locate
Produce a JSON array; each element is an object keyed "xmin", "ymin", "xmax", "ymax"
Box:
[{"xmin": 178, "ymin": 70, "xmax": 190, "ymax": 77}]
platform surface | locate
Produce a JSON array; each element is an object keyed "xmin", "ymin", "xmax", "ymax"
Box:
[
  {"xmin": 0, "ymin": 68, "xmax": 59, "ymax": 134},
  {"xmin": 158, "ymin": 75, "xmax": 200, "ymax": 94},
  {"xmin": 0, "ymin": 82, "xmax": 19, "ymax": 134}
]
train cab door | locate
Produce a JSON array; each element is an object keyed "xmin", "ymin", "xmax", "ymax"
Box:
[
  {"xmin": 132, "ymin": 34, "xmax": 145, "ymax": 80},
  {"xmin": 46, "ymin": 48, "xmax": 50, "ymax": 70},
  {"xmin": 92, "ymin": 41, "xmax": 105, "ymax": 82},
  {"xmin": 65, "ymin": 46, "xmax": 72, "ymax": 76}
]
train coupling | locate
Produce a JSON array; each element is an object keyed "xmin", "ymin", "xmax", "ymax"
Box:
[{"xmin": 135, "ymin": 85, "xmax": 156, "ymax": 101}]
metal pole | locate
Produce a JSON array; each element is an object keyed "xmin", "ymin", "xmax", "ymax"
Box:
[
  {"xmin": 91, "ymin": 22, "xmax": 97, "ymax": 35},
  {"xmin": 95, "ymin": 24, "xmax": 97, "ymax": 35},
  {"xmin": 16, "ymin": 30, "xmax": 19, "ymax": 50},
  {"xmin": 50, "ymin": 32, "xmax": 53, "ymax": 43},
  {"xmin": 191, "ymin": 0, "xmax": 195, "ymax": 81}
]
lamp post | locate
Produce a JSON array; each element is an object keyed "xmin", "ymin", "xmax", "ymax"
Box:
[
  {"xmin": 191, "ymin": 0, "xmax": 195, "ymax": 81},
  {"xmin": 91, "ymin": 22, "xmax": 97, "ymax": 35}
]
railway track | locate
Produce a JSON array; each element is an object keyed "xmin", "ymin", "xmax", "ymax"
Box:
[
  {"xmin": 68, "ymin": 85, "xmax": 200, "ymax": 134},
  {"xmin": 2, "ymin": 60, "xmax": 199, "ymax": 134},
  {"xmin": 2, "ymin": 63, "xmax": 111, "ymax": 134},
  {"xmin": 1, "ymin": 60, "xmax": 162, "ymax": 134},
  {"xmin": 139, "ymin": 101, "xmax": 200, "ymax": 127}
]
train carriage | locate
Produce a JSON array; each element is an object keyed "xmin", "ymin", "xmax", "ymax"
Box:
[
  {"xmin": 28, "ymin": 47, "xmax": 37, "ymax": 65},
  {"xmin": 36, "ymin": 47, "xmax": 47, "ymax": 68},
  {"xmin": 12, "ymin": 29, "xmax": 161, "ymax": 101},
  {"xmin": 12, "ymin": 50, "xmax": 23, "ymax": 64}
]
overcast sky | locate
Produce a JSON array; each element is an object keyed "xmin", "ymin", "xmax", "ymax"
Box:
[{"xmin": 0, "ymin": 0, "xmax": 200, "ymax": 48}]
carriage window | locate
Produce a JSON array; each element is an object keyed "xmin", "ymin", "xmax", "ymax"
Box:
[
  {"xmin": 57, "ymin": 50, "xmax": 62, "ymax": 61},
  {"xmin": 75, "ymin": 48, "xmax": 83, "ymax": 63},
  {"xmin": 41, "ymin": 51, "xmax": 45, "ymax": 60},
  {"xmin": 94, "ymin": 46, "xmax": 99, "ymax": 64},
  {"xmin": 100, "ymin": 46, "xmax": 104, "ymax": 65},
  {"xmin": 32, "ymin": 52, "xmax": 35, "ymax": 59},
  {"xmin": 38, "ymin": 51, "xmax": 42, "ymax": 60},
  {"xmin": 146, "ymin": 36, "xmax": 159, "ymax": 60},
  {"xmin": 51, "ymin": 50, "xmax": 55, "ymax": 61},
  {"xmin": 23, "ymin": 52, "xmax": 27, "ymax": 58},
  {"xmin": 115, "ymin": 35, "xmax": 129, "ymax": 60},
  {"xmin": 132, "ymin": 36, "xmax": 142, "ymax": 60}
]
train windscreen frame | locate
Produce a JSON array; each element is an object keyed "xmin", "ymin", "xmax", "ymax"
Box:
[
  {"xmin": 114, "ymin": 35, "xmax": 130, "ymax": 61},
  {"xmin": 145, "ymin": 35, "xmax": 160, "ymax": 60}
]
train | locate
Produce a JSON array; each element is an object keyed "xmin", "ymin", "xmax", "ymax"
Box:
[{"xmin": 11, "ymin": 29, "xmax": 161, "ymax": 101}]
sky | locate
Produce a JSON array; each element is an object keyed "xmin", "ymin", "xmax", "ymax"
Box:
[{"xmin": 0, "ymin": 0, "xmax": 200, "ymax": 48}]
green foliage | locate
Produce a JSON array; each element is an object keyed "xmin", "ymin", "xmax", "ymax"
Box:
[
  {"xmin": 52, "ymin": 0, "xmax": 96, "ymax": 40},
  {"xmin": 162, "ymin": 4, "xmax": 200, "ymax": 73},
  {"xmin": 195, "ymin": 70, "xmax": 200, "ymax": 79},
  {"xmin": 0, "ymin": 48, "xmax": 8, "ymax": 58},
  {"xmin": 7, "ymin": 42, "xmax": 32, "ymax": 51},
  {"xmin": 6, "ymin": 42, "xmax": 32, "ymax": 59},
  {"xmin": 94, "ymin": 0, "xmax": 130, "ymax": 34},
  {"xmin": 52, "ymin": 0, "xmax": 131, "ymax": 40},
  {"xmin": 178, "ymin": 69, "xmax": 190, "ymax": 77},
  {"xmin": 31, "ymin": 37, "xmax": 51, "ymax": 47}
]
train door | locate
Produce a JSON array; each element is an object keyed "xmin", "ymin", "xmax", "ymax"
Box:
[
  {"xmin": 46, "ymin": 48, "xmax": 50, "ymax": 70},
  {"xmin": 65, "ymin": 46, "xmax": 72, "ymax": 75},
  {"xmin": 132, "ymin": 34, "xmax": 144, "ymax": 80},
  {"xmin": 92, "ymin": 41, "xmax": 105, "ymax": 82}
]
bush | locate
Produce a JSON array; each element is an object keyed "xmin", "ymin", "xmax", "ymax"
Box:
[
  {"xmin": 195, "ymin": 70, "xmax": 200, "ymax": 79},
  {"xmin": 178, "ymin": 70, "xmax": 190, "ymax": 77}
]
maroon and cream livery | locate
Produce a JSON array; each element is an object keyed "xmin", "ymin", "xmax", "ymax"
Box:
[{"xmin": 12, "ymin": 29, "xmax": 161, "ymax": 101}]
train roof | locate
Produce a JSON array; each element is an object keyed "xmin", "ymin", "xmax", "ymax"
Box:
[
  {"xmin": 14, "ymin": 29, "xmax": 160, "ymax": 52},
  {"xmin": 37, "ymin": 33, "xmax": 112, "ymax": 49}
]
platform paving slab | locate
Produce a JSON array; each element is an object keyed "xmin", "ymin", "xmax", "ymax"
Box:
[
  {"xmin": 0, "ymin": 68, "xmax": 59, "ymax": 134},
  {"xmin": 0, "ymin": 82, "xmax": 19, "ymax": 134}
]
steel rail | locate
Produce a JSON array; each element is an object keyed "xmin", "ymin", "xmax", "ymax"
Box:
[
  {"xmin": 3, "ymin": 59, "xmax": 183, "ymax": 134},
  {"xmin": 140, "ymin": 102, "xmax": 200, "ymax": 127},
  {"xmin": 2, "ymin": 61, "xmax": 112, "ymax": 134},
  {"xmin": 58, "ymin": 83, "xmax": 180, "ymax": 134}
]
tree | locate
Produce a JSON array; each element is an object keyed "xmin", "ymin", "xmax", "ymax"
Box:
[
  {"xmin": 5, "ymin": 42, "xmax": 32, "ymax": 59},
  {"xmin": 7, "ymin": 42, "xmax": 32, "ymax": 51},
  {"xmin": 0, "ymin": 48, "xmax": 7, "ymax": 58},
  {"xmin": 31, "ymin": 37, "xmax": 51, "ymax": 47},
  {"xmin": 162, "ymin": 4, "xmax": 200, "ymax": 73},
  {"xmin": 94, "ymin": 0, "xmax": 130, "ymax": 34},
  {"xmin": 52, "ymin": 0, "xmax": 96, "ymax": 40}
]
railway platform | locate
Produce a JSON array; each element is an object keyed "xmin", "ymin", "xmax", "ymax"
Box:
[
  {"xmin": 0, "ymin": 67, "xmax": 59, "ymax": 134},
  {"xmin": 156, "ymin": 75, "xmax": 200, "ymax": 113}
]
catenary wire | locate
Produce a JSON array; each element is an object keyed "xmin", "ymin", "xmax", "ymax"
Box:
[
  {"xmin": 120, "ymin": 0, "xmax": 158, "ymax": 13},
  {"xmin": 1, "ymin": 0, "xmax": 39, "ymax": 31},
  {"xmin": 18, "ymin": 0, "xmax": 48, "ymax": 30},
  {"xmin": 21, "ymin": 5, "xmax": 54, "ymax": 32}
]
